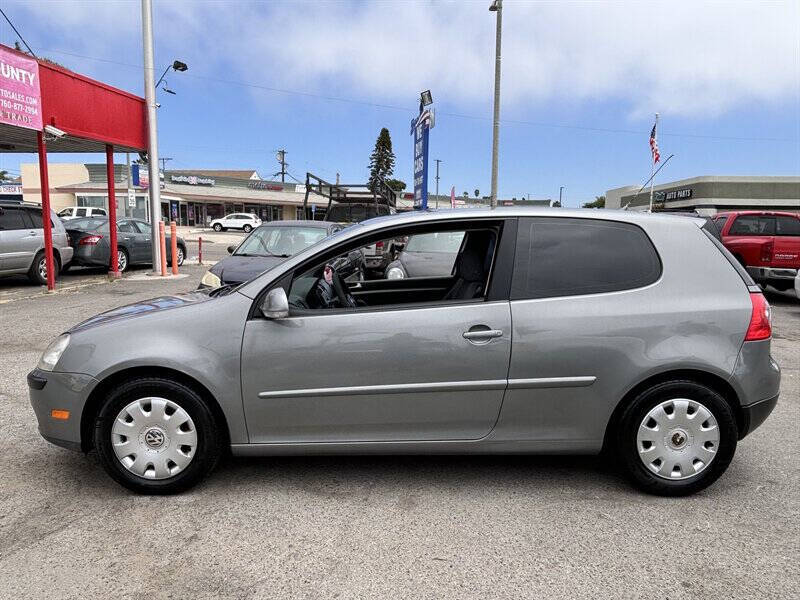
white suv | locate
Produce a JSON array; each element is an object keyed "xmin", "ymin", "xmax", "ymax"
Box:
[
  {"xmin": 58, "ymin": 206, "xmax": 108, "ymax": 220},
  {"xmin": 210, "ymin": 213, "xmax": 262, "ymax": 233}
]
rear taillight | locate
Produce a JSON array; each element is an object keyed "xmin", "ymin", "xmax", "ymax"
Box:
[
  {"xmin": 760, "ymin": 240, "xmax": 773, "ymax": 263},
  {"xmin": 78, "ymin": 235, "xmax": 103, "ymax": 245},
  {"xmin": 375, "ymin": 241, "xmax": 384, "ymax": 249},
  {"xmin": 745, "ymin": 292, "xmax": 772, "ymax": 341}
]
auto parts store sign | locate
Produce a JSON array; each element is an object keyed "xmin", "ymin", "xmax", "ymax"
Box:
[{"xmin": 0, "ymin": 47, "xmax": 42, "ymax": 131}]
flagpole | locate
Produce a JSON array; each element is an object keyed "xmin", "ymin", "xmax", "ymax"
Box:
[{"xmin": 648, "ymin": 112, "xmax": 659, "ymax": 212}]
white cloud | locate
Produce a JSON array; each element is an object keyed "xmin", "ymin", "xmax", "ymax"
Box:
[{"xmin": 9, "ymin": 0, "xmax": 800, "ymax": 117}]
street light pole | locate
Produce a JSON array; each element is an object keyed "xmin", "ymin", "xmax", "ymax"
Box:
[
  {"xmin": 141, "ymin": 0, "xmax": 162, "ymax": 273},
  {"xmin": 489, "ymin": 0, "xmax": 503, "ymax": 210},
  {"xmin": 559, "ymin": 186, "xmax": 564, "ymax": 206},
  {"xmin": 435, "ymin": 159, "xmax": 442, "ymax": 203}
]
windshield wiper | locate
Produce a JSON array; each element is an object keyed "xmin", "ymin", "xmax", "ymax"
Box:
[
  {"xmin": 208, "ymin": 283, "xmax": 236, "ymax": 297},
  {"xmin": 236, "ymin": 251, "xmax": 291, "ymax": 258}
]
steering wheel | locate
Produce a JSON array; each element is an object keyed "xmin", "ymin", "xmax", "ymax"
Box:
[{"xmin": 328, "ymin": 265, "xmax": 357, "ymax": 308}]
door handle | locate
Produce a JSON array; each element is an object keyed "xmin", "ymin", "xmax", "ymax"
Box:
[
  {"xmin": 28, "ymin": 231, "xmax": 38, "ymax": 236},
  {"xmin": 462, "ymin": 329, "xmax": 503, "ymax": 340}
]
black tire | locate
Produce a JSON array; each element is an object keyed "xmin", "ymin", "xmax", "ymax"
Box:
[
  {"xmin": 243, "ymin": 224, "xmax": 252, "ymax": 233},
  {"xmin": 93, "ymin": 377, "xmax": 223, "ymax": 494},
  {"xmin": 116, "ymin": 248, "xmax": 130, "ymax": 273},
  {"xmin": 28, "ymin": 250, "xmax": 60, "ymax": 285},
  {"xmin": 615, "ymin": 380, "xmax": 738, "ymax": 496},
  {"xmin": 213, "ymin": 223, "xmax": 223, "ymax": 232}
]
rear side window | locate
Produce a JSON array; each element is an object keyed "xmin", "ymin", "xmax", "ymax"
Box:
[
  {"xmin": 776, "ymin": 215, "xmax": 800, "ymax": 236},
  {"xmin": 729, "ymin": 215, "xmax": 775, "ymax": 236},
  {"xmin": 511, "ymin": 217, "xmax": 661, "ymax": 300},
  {"xmin": 0, "ymin": 208, "xmax": 28, "ymax": 230}
]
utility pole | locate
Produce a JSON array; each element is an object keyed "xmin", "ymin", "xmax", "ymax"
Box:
[
  {"xmin": 276, "ymin": 149, "xmax": 287, "ymax": 183},
  {"xmin": 435, "ymin": 159, "xmax": 442, "ymax": 202},
  {"xmin": 489, "ymin": 0, "xmax": 503, "ymax": 209},
  {"xmin": 559, "ymin": 186, "xmax": 564, "ymax": 206},
  {"xmin": 126, "ymin": 152, "xmax": 132, "ymax": 218},
  {"xmin": 141, "ymin": 0, "xmax": 162, "ymax": 272},
  {"xmin": 159, "ymin": 157, "xmax": 172, "ymax": 173}
]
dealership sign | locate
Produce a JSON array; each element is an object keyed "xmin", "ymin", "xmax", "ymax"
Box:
[
  {"xmin": 665, "ymin": 188, "xmax": 692, "ymax": 201},
  {"xmin": 410, "ymin": 109, "xmax": 434, "ymax": 210},
  {"xmin": 0, "ymin": 47, "xmax": 42, "ymax": 131},
  {"xmin": 248, "ymin": 181, "xmax": 284, "ymax": 191},
  {"xmin": 171, "ymin": 174, "xmax": 215, "ymax": 186}
]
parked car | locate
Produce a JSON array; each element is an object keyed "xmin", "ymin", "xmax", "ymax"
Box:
[
  {"xmin": 210, "ymin": 213, "xmax": 262, "ymax": 233},
  {"xmin": 29, "ymin": 208, "xmax": 779, "ymax": 496},
  {"xmin": 64, "ymin": 217, "xmax": 186, "ymax": 273},
  {"xmin": 0, "ymin": 201, "xmax": 73, "ymax": 285},
  {"xmin": 200, "ymin": 220, "xmax": 343, "ymax": 289},
  {"xmin": 385, "ymin": 231, "xmax": 464, "ymax": 279},
  {"xmin": 714, "ymin": 211, "xmax": 800, "ymax": 291},
  {"xmin": 57, "ymin": 206, "xmax": 108, "ymax": 221}
]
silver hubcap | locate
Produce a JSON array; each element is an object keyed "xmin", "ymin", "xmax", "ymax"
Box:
[
  {"xmin": 38, "ymin": 258, "xmax": 47, "ymax": 279},
  {"xmin": 637, "ymin": 398, "xmax": 720, "ymax": 480},
  {"xmin": 177, "ymin": 248, "xmax": 184, "ymax": 264},
  {"xmin": 118, "ymin": 250, "xmax": 127, "ymax": 271},
  {"xmin": 111, "ymin": 397, "xmax": 197, "ymax": 480}
]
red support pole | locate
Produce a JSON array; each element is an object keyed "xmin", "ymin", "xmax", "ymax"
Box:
[
  {"xmin": 198, "ymin": 237, "xmax": 203, "ymax": 265},
  {"xmin": 170, "ymin": 221, "xmax": 178, "ymax": 275},
  {"xmin": 36, "ymin": 131, "xmax": 56, "ymax": 291},
  {"xmin": 159, "ymin": 221, "xmax": 168, "ymax": 276},
  {"xmin": 106, "ymin": 144, "xmax": 120, "ymax": 277}
]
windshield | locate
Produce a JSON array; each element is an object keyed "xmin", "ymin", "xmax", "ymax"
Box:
[
  {"xmin": 405, "ymin": 231, "xmax": 465, "ymax": 253},
  {"xmin": 234, "ymin": 226, "xmax": 329, "ymax": 257}
]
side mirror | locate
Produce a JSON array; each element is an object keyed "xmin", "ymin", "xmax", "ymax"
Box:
[
  {"xmin": 260, "ymin": 287, "xmax": 289, "ymax": 319},
  {"xmin": 227, "ymin": 245, "xmax": 235, "ymax": 254}
]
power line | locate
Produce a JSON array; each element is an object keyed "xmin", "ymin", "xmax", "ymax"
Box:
[
  {"xmin": 0, "ymin": 7, "xmax": 36, "ymax": 57},
  {"xmin": 32, "ymin": 46, "xmax": 800, "ymax": 144}
]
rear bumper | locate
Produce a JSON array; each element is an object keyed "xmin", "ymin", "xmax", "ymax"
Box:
[
  {"xmin": 746, "ymin": 266, "xmax": 798, "ymax": 282},
  {"xmin": 739, "ymin": 394, "xmax": 779, "ymax": 439},
  {"xmin": 28, "ymin": 368, "xmax": 97, "ymax": 452}
]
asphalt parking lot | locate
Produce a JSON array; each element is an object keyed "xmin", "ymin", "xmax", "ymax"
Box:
[{"xmin": 0, "ymin": 260, "xmax": 797, "ymax": 599}]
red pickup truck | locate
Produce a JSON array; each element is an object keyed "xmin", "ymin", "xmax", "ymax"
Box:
[{"xmin": 714, "ymin": 210, "xmax": 800, "ymax": 291}]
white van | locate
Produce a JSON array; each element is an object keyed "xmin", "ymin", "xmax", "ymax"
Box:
[{"xmin": 58, "ymin": 207, "xmax": 108, "ymax": 221}]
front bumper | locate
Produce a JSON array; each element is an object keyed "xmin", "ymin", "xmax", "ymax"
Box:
[
  {"xmin": 28, "ymin": 368, "xmax": 97, "ymax": 452},
  {"xmin": 746, "ymin": 266, "xmax": 798, "ymax": 282}
]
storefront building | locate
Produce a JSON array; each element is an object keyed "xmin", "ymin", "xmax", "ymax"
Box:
[
  {"xmin": 21, "ymin": 164, "xmax": 329, "ymax": 224},
  {"xmin": 606, "ymin": 176, "xmax": 800, "ymax": 214}
]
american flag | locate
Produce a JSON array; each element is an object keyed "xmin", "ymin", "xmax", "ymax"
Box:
[{"xmin": 649, "ymin": 120, "xmax": 660, "ymax": 164}]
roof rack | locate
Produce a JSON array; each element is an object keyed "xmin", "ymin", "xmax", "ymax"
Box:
[{"xmin": 302, "ymin": 172, "xmax": 397, "ymax": 215}]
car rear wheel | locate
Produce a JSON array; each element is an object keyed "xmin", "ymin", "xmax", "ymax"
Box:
[
  {"xmin": 213, "ymin": 223, "xmax": 223, "ymax": 232},
  {"xmin": 94, "ymin": 377, "xmax": 223, "ymax": 494},
  {"xmin": 243, "ymin": 224, "xmax": 252, "ymax": 233},
  {"xmin": 117, "ymin": 248, "xmax": 129, "ymax": 273},
  {"xmin": 177, "ymin": 245, "xmax": 185, "ymax": 266},
  {"xmin": 28, "ymin": 250, "xmax": 60, "ymax": 285},
  {"xmin": 616, "ymin": 380, "xmax": 737, "ymax": 496}
]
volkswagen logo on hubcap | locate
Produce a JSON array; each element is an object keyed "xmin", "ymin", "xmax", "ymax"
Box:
[{"xmin": 144, "ymin": 428, "xmax": 165, "ymax": 449}]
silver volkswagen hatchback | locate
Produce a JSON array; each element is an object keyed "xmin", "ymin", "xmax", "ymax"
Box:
[{"xmin": 29, "ymin": 209, "xmax": 780, "ymax": 495}]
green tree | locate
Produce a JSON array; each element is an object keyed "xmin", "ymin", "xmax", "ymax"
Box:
[
  {"xmin": 0, "ymin": 170, "xmax": 10, "ymax": 182},
  {"xmin": 367, "ymin": 128, "xmax": 396, "ymax": 191},
  {"xmin": 474, "ymin": 188, "xmax": 480, "ymax": 198},
  {"xmin": 386, "ymin": 178, "xmax": 406, "ymax": 192},
  {"xmin": 582, "ymin": 195, "xmax": 606, "ymax": 209},
  {"xmin": 552, "ymin": 200, "xmax": 562, "ymax": 207}
]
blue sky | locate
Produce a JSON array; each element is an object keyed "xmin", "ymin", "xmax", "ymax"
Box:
[{"xmin": 2, "ymin": 0, "xmax": 798, "ymax": 207}]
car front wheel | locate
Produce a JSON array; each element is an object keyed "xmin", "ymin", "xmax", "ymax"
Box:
[
  {"xmin": 243, "ymin": 224, "xmax": 252, "ymax": 233},
  {"xmin": 93, "ymin": 377, "xmax": 223, "ymax": 494},
  {"xmin": 28, "ymin": 250, "xmax": 60, "ymax": 285},
  {"xmin": 213, "ymin": 223, "xmax": 223, "ymax": 232},
  {"xmin": 616, "ymin": 380, "xmax": 737, "ymax": 496}
]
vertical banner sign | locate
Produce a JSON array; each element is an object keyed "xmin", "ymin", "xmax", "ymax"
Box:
[
  {"xmin": 0, "ymin": 47, "xmax": 43, "ymax": 131},
  {"xmin": 411, "ymin": 110, "xmax": 433, "ymax": 210}
]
